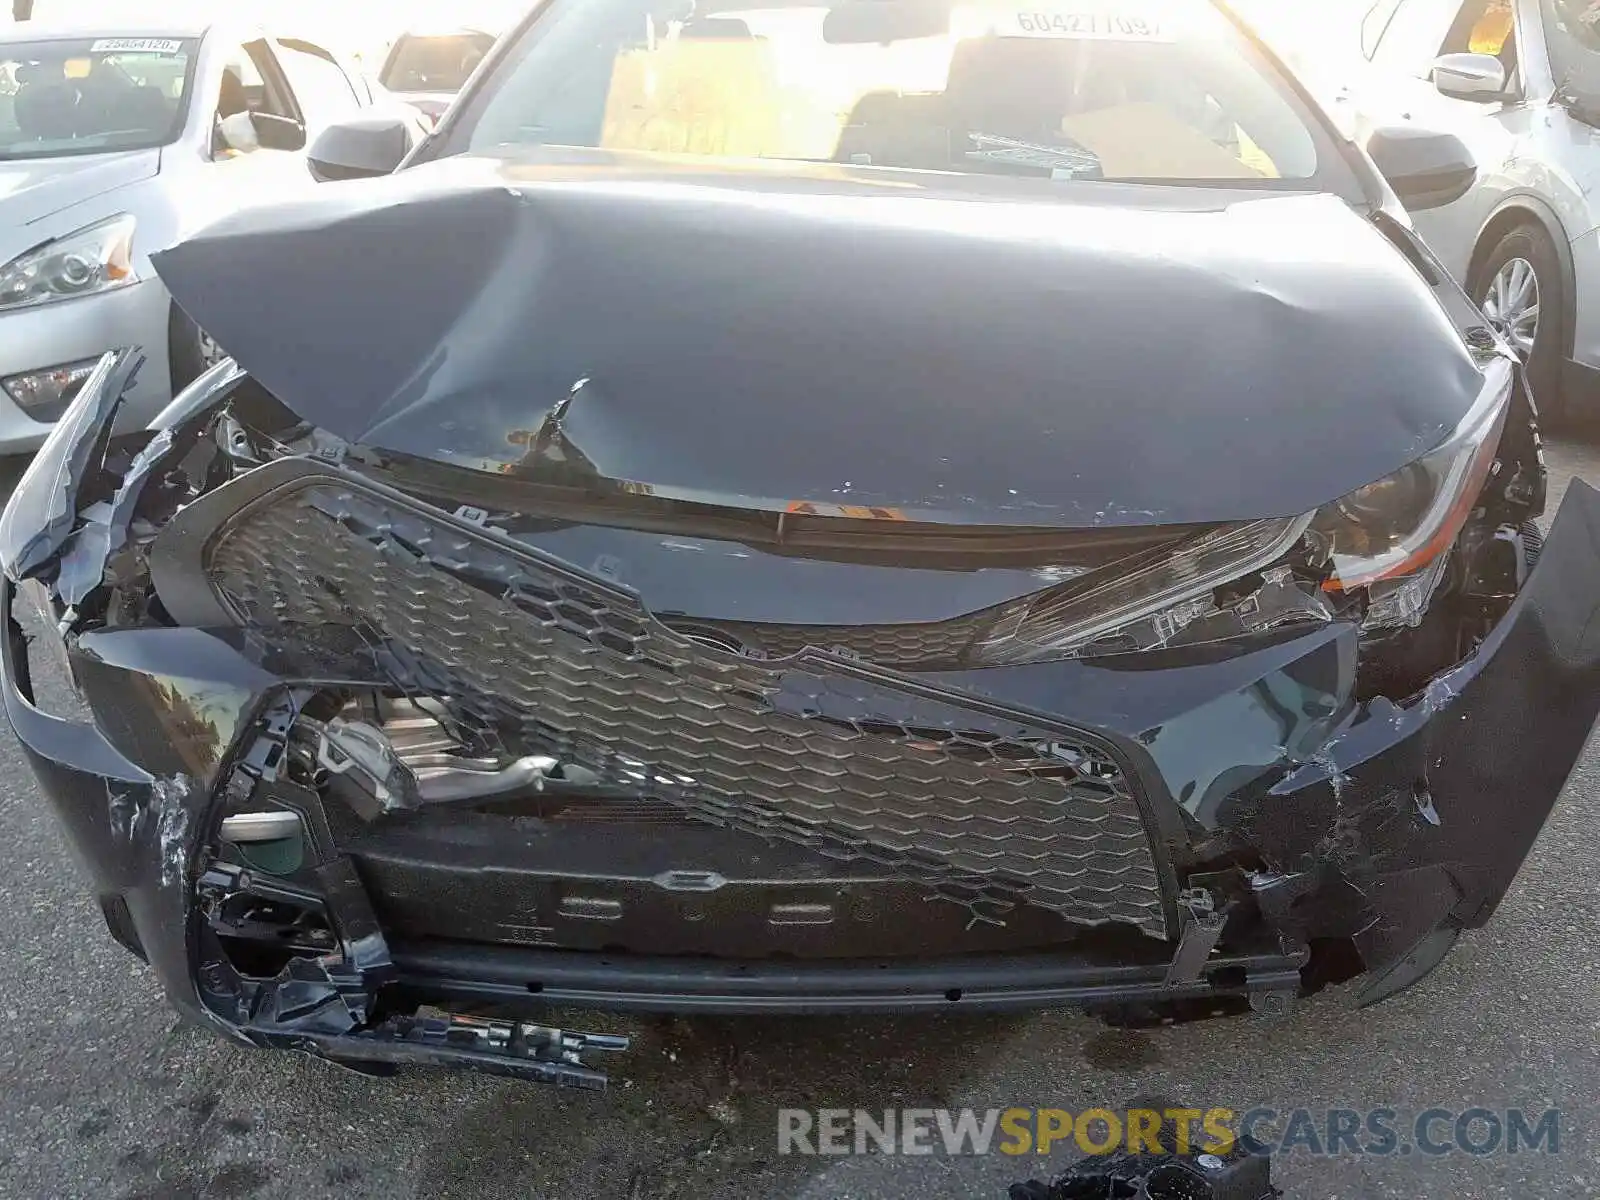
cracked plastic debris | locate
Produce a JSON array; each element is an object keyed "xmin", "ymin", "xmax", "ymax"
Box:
[
  {"xmin": 105, "ymin": 772, "xmax": 192, "ymax": 876},
  {"xmin": 54, "ymin": 426, "xmax": 174, "ymax": 607},
  {"xmin": 153, "ymin": 774, "xmax": 193, "ymax": 888},
  {"xmin": 197, "ymin": 859, "xmax": 629, "ymax": 1087},
  {"xmin": 106, "ymin": 780, "xmax": 142, "ymax": 841},
  {"xmin": 0, "ymin": 349, "xmax": 142, "ymax": 584},
  {"xmin": 12, "ymin": 353, "xmax": 251, "ymax": 615},
  {"xmin": 306, "ymin": 1013, "xmax": 631, "ymax": 1088},
  {"xmin": 1361, "ymin": 551, "xmax": 1451, "ymax": 631},
  {"xmin": 1008, "ymin": 1100, "xmax": 1280, "ymax": 1200}
]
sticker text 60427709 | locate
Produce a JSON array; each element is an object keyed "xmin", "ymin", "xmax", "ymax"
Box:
[{"xmin": 1007, "ymin": 11, "xmax": 1170, "ymax": 40}]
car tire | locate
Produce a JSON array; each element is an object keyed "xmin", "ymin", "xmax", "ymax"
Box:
[
  {"xmin": 167, "ymin": 303, "xmax": 228, "ymax": 393},
  {"xmin": 1468, "ymin": 224, "xmax": 1567, "ymax": 425}
]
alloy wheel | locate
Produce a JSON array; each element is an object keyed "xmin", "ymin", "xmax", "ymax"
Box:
[{"xmin": 1481, "ymin": 257, "xmax": 1540, "ymax": 357}]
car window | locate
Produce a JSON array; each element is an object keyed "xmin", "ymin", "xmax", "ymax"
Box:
[
  {"xmin": 0, "ymin": 35, "xmax": 197, "ymax": 160},
  {"xmin": 1370, "ymin": 0, "xmax": 1463, "ymax": 75},
  {"xmin": 1440, "ymin": 0, "xmax": 1519, "ymax": 89},
  {"xmin": 216, "ymin": 41, "xmax": 294, "ymax": 120},
  {"xmin": 1371, "ymin": 0, "xmax": 1519, "ymax": 85},
  {"xmin": 213, "ymin": 40, "xmax": 295, "ymax": 156},
  {"xmin": 445, "ymin": 0, "xmax": 1328, "ymax": 187},
  {"xmin": 1452, "ymin": 0, "xmax": 1510, "ymax": 52},
  {"xmin": 1445, "ymin": 0, "xmax": 1515, "ymax": 53},
  {"xmin": 1545, "ymin": 0, "xmax": 1600, "ymax": 49},
  {"xmin": 245, "ymin": 40, "xmax": 296, "ymax": 119},
  {"xmin": 1542, "ymin": 0, "xmax": 1600, "ymax": 108},
  {"xmin": 1362, "ymin": 0, "xmax": 1405, "ymax": 58},
  {"xmin": 275, "ymin": 42, "xmax": 362, "ymax": 124},
  {"xmin": 380, "ymin": 32, "xmax": 496, "ymax": 93}
]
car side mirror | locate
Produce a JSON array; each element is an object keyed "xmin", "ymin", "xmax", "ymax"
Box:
[
  {"xmin": 249, "ymin": 111, "xmax": 307, "ymax": 152},
  {"xmin": 1432, "ymin": 52, "xmax": 1507, "ymax": 101},
  {"xmin": 1365, "ymin": 124, "xmax": 1477, "ymax": 211},
  {"xmin": 306, "ymin": 114, "xmax": 419, "ymax": 182}
]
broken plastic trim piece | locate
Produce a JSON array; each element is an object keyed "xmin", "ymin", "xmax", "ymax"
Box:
[
  {"xmin": 1010, "ymin": 1143, "xmax": 1279, "ymax": 1200},
  {"xmin": 271, "ymin": 1014, "xmax": 630, "ymax": 1089},
  {"xmin": 199, "ymin": 855, "xmax": 632, "ymax": 1088},
  {"xmin": 1011, "ymin": 1097, "xmax": 1280, "ymax": 1200},
  {"xmin": 0, "ymin": 349, "xmax": 140, "ymax": 583}
]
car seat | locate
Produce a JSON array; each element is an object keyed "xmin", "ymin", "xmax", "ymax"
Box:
[{"xmin": 13, "ymin": 79, "xmax": 78, "ymax": 140}]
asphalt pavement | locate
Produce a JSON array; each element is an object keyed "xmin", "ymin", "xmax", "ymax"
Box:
[{"xmin": 0, "ymin": 447, "xmax": 1596, "ymax": 1200}]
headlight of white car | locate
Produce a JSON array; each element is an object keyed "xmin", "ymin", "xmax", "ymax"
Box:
[{"xmin": 0, "ymin": 215, "xmax": 138, "ymax": 312}]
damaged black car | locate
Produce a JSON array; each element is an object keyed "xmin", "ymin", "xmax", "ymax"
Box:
[{"xmin": 4, "ymin": 0, "xmax": 1599, "ymax": 1087}]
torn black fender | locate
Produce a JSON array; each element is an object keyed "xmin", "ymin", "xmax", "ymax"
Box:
[{"xmin": 1222, "ymin": 481, "xmax": 1600, "ymax": 999}]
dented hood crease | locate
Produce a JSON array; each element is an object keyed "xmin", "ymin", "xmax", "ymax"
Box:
[{"xmin": 152, "ymin": 150, "xmax": 1488, "ymax": 529}]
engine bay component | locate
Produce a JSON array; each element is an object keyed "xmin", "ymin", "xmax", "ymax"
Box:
[{"xmin": 218, "ymin": 810, "xmax": 303, "ymax": 843}]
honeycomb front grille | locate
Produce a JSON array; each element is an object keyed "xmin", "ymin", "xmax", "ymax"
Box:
[
  {"xmin": 666, "ymin": 612, "xmax": 993, "ymax": 667},
  {"xmin": 206, "ymin": 479, "xmax": 1174, "ymax": 937}
]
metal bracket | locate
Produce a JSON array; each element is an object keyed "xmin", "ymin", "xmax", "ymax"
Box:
[
  {"xmin": 1245, "ymin": 967, "xmax": 1302, "ymax": 1018},
  {"xmin": 1164, "ymin": 888, "xmax": 1229, "ymax": 987}
]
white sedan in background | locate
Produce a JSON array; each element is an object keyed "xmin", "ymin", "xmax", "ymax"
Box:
[
  {"xmin": 0, "ymin": 18, "xmax": 416, "ymax": 453},
  {"xmin": 1319, "ymin": 0, "xmax": 1600, "ymax": 423},
  {"xmin": 375, "ymin": 24, "xmax": 500, "ymax": 125}
]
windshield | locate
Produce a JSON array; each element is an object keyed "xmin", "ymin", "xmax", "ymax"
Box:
[
  {"xmin": 447, "ymin": 0, "xmax": 1322, "ymax": 185},
  {"xmin": 1543, "ymin": 0, "xmax": 1600, "ymax": 110},
  {"xmin": 0, "ymin": 36, "xmax": 197, "ymax": 161},
  {"xmin": 380, "ymin": 32, "xmax": 497, "ymax": 93}
]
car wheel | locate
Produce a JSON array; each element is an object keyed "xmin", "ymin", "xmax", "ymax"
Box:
[
  {"xmin": 168, "ymin": 303, "xmax": 229, "ymax": 392},
  {"xmin": 1469, "ymin": 224, "xmax": 1565, "ymax": 423}
]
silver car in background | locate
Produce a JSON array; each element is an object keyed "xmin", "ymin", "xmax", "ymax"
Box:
[{"xmin": 0, "ymin": 18, "xmax": 413, "ymax": 454}]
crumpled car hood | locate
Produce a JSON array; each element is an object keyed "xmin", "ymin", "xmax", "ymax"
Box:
[{"xmin": 153, "ymin": 149, "xmax": 1487, "ymax": 528}]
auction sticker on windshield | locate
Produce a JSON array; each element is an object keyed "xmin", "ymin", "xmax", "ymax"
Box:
[
  {"xmin": 1003, "ymin": 10, "xmax": 1171, "ymax": 38},
  {"xmin": 89, "ymin": 38, "xmax": 184, "ymax": 54}
]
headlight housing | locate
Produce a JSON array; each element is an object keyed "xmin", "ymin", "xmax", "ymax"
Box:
[
  {"xmin": 1308, "ymin": 355, "xmax": 1514, "ymax": 625},
  {"xmin": 978, "ymin": 356, "xmax": 1517, "ymax": 661},
  {"xmin": 976, "ymin": 514, "xmax": 1318, "ymax": 663},
  {"xmin": 0, "ymin": 215, "xmax": 138, "ymax": 313}
]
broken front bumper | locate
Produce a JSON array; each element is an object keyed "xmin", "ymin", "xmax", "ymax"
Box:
[{"xmin": 6, "ymin": 456, "xmax": 1600, "ymax": 1078}]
